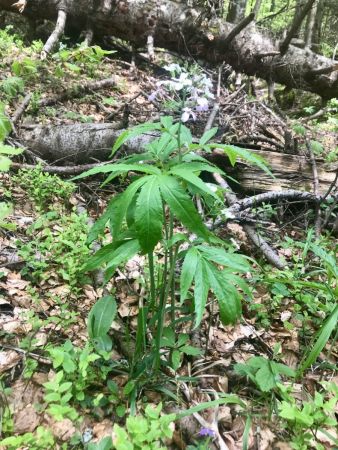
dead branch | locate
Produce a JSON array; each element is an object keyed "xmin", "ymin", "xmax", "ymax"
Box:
[
  {"xmin": 41, "ymin": 8, "xmax": 67, "ymax": 58},
  {"xmin": 280, "ymin": 0, "xmax": 317, "ymax": 55},
  {"xmin": 12, "ymin": 93, "xmax": 32, "ymax": 124},
  {"xmin": 222, "ymin": 13, "xmax": 255, "ymax": 48}
]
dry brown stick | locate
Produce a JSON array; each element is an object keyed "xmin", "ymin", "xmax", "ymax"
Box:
[{"xmin": 12, "ymin": 93, "xmax": 32, "ymax": 124}]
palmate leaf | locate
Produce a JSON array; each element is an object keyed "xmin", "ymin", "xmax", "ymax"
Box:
[
  {"xmin": 208, "ymin": 143, "xmax": 273, "ymax": 176},
  {"xmin": 180, "ymin": 247, "xmax": 200, "ymax": 302},
  {"xmin": 204, "ymin": 261, "xmax": 242, "ymax": 325},
  {"xmin": 172, "ymin": 161, "xmax": 223, "ymax": 174},
  {"xmin": 170, "ymin": 167, "xmax": 220, "ymax": 200},
  {"xmin": 111, "ymin": 122, "xmax": 162, "ymax": 155},
  {"xmin": 72, "ymin": 163, "xmax": 160, "ymax": 181},
  {"xmin": 87, "ymin": 197, "xmax": 117, "ymax": 243},
  {"xmin": 158, "ymin": 174, "xmax": 209, "ymax": 241},
  {"xmin": 110, "ymin": 176, "xmax": 149, "ymax": 239},
  {"xmin": 197, "ymin": 245, "xmax": 250, "ymax": 272},
  {"xmin": 194, "ymin": 259, "xmax": 209, "ymax": 328},
  {"xmin": 104, "ymin": 238, "xmax": 141, "ymax": 281},
  {"xmin": 135, "ymin": 175, "xmax": 163, "ymax": 253}
]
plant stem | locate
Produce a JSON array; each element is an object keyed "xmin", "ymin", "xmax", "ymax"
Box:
[{"xmin": 148, "ymin": 252, "xmax": 156, "ymax": 311}]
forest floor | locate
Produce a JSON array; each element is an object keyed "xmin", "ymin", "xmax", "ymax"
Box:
[{"xmin": 0, "ymin": 24, "xmax": 337, "ymax": 450}]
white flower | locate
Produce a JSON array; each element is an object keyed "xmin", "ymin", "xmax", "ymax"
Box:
[{"xmin": 181, "ymin": 107, "xmax": 196, "ymax": 122}]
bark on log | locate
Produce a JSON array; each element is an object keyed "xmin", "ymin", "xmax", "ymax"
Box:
[
  {"xmin": 1, "ymin": 0, "xmax": 338, "ymax": 98},
  {"xmin": 19, "ymin": 123, "xmax": 336, "ymax": 194}
]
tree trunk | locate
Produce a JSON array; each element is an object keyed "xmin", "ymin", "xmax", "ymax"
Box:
[
  {"xmin": 226, "ymin": 0, "xmax": 247, "ymax": 23},
  {"xmin": 20, "ymin": 123, "xmax": 337, "ymax": 195},
  {"xmin": 0, "ymin": 0, "xmax": 338, "ymax": 98}
]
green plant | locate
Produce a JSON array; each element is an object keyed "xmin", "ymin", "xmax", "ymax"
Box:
[
  {"xmin": 74, "ymin": 83, "xmax": 270, "ymax": 384},
  {"xmin": 234, "ymin": 356, "xmax": 295, "ymax": 393},
  {"xmin": 17, "ymin": 210, "xmax": 90, "ymax": 289},
  {"xmin": 0, "ymin": 102, "xmax": 23, "ymax": 229},
  {"xmin": 112, "ymin": 403, "xmax": 175, "ymax": 450},
  {"xmin": 0, "ymin": 426, "xmax": 55, "ymax": 450},
  {"xmin": 13, "ymin": 165, "xmax": 75, "ymax": 210},
  {"xmin": 278, "ymin": 382, "xmax": 338, "ymax": 450}
]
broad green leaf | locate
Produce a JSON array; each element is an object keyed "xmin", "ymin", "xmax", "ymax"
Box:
[
  {"xmin": 158, "ymin": 174, "xmax": 209, "ymax": 240},
  {"xmin": 170, "ymin": 167, "xmax": 219, "ymax": 200},
  {"xmin": 176, "ymin": 395, "xmax": 246, "ymax": 418},
  {"xmin": 0, "ymin": 103, "xmax": 11, "ymax": 141},
  {"xmin": 193, "ymin": 259, "xmax": 209, "ymax": 327},
  {"xmin": 111, "ymin": 122, "xmax": 162, "ymax": 155},
  {"xmin": 88, "ymin": 295, "xmax": 117, "ymax": 339},
  {"xmin": 209, "ymin": 144, "xmax": 273, "ymax": 176},
  {"xmin": 172, "ymin": 161, "xmax": 223, "ymax": 174},
  {"xmin": 84, "ymin": 242, "xmax": 117, "ymax": 271},
  {"xmin": 135, "ymin": 175, "xmax": 163, "ymax": 253},
  {"xmin": 180, "ymin": 247, "xmax": 200, "ymax": 302},
  {"xmin": 171, "ymin": 350, "xmax": 181, "ymax": 371},
  {"xmin": 111, "ymin": 176, "xmax": 149, "ymax": 239},
  {"xmin": 0, "ymin": 202, "xmax": 12, "ymax": 221},
  {"xmin": 199, "ymin": 127, "xmax": 218, "ymax": 146},
  {"xmin": 0, "ymin": 156, "xmax": 11, "ymax": 171},
  {"xmin": 87, "ymin": 197, "xmax": 116, "ymax": 243},
  {"xmin": 298, "ymin": 304, "xmax": 338, "ymax": 377},
  {"xmin": 197, "ymin": 245, "xmax": 250, "ymax": 272},
  {"xmin": 0, "ymin": 144, "xmax": 23, "ymax": 155},
  {"xmin": 179, "ymin": 345, "xmax": 202, "ymax": 356},
  {"xmin": 204, "ymin": 261, "xmax": 242, "ymax": 325},
  {"xmin": 72, "ymin": 163, "xmax": 160, "ymax": 180},
  {"xmin": 104, "ymin": 238, "xmax": 141, "ymax": 280}
]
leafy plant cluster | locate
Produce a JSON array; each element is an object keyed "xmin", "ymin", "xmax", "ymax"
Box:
[
  {"xmin": 13, "ymin": 165, "xmax": 75, "ymax": 210},
  {"xmin": 17, "ymin": 209, "xmax": 90, "ymax": 288},
  {"xmin": 0, "ymin": 103, "xmax": 23, "ymax": 229}
]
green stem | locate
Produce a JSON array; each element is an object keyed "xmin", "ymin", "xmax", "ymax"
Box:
[{"xmin": 148, "ymin": 252, "xmax": 156, "ymax": 311}]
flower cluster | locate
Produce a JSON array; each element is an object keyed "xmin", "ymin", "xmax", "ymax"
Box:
[{"xmin": 148, "ymin": 63, "xmax": 214, "ymax": 122}]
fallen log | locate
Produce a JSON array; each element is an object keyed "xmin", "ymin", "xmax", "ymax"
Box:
[
  {"xmin": 1, "ymin": 0, "xmax": 338, "ymax": 98},
  {"xmin": 19, "ymin": 123, "xmax": 336, "ymax": 194}
]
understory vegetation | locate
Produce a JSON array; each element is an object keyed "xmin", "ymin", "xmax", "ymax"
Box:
[{"xmin": 0, "ymin": 5, "xmax": 337, "ymax": 449}]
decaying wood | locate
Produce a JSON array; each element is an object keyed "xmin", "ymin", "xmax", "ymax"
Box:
[
  {"xmin": 19, "ymin": 123, "xmax": 336, "ymax": 194},
  {"xmin": 1, "ymin": 0, "xmax": 338, "ymax": 98}
]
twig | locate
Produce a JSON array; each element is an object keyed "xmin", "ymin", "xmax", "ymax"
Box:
[{"xmin": 12, "ymin": 93, "xmax": 32, "ymax": 124}]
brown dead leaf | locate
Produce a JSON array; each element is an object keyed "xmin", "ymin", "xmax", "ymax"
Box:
[
  {"xmin": 118, "ymin": 303, "xmax": 138, "ymax": 318},
  {"xmin": 259, "ymin": 427, "xmax": 276, "ymax": 450},
  {"xmin": 14, "ymin": 405, "xmax": 40, "ymax": 434},
  {"xmin": 92, "ymin": 419, "xmax": 113, "ymax": 441},
  {"xmin": 0, "ymin": 350, "xmax": 21, "ymax": 373},
  {"xmin": 44, "ymin": 417, "xmax": 76, "ymax": 441},
  {"xmin": 273, "ymin": 441, "xmax": 293, "ymax": 450}
]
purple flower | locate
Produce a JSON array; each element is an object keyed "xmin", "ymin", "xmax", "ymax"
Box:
[
  {"xmin": 148, "ymin": 90, "xmax": 158, "ymax": 102},
  {"xmin": 199, "ymin": 427, "xmax": 215, "ymax": 437},
  {"xmin": 196, "ymin": 97, "xmax": 209, "ymax": 112}
]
